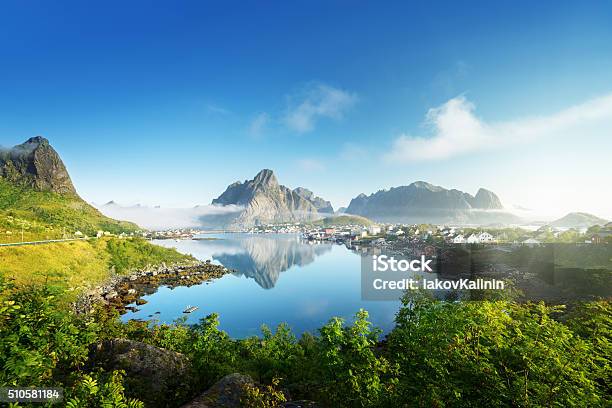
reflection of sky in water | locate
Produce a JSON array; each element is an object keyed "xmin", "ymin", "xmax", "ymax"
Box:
[{"xmin": 122, "ymin": 234, "xmax": 401, "ymax": 338}]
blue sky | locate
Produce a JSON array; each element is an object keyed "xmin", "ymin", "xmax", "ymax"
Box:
[{"xmin": 1, "ymin": 1, "xmax": 611, "ymax": 218}]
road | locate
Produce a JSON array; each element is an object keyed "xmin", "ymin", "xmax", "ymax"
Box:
[{"xmin": 0, "ymin": 237, "xmax": 88, "ymax": 247}]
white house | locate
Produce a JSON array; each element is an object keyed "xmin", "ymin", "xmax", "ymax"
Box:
[
  {"xmin": 478, "ymin": 232, "xmax": 495, "ymax": 243},
  {"xmin": 466, "ymin": 234, "xmax": 480, "ymax": 244},
  {"xmin": 368, "ymin": 225, "xmax": 382, "ymax": 235},
  {"xmin": 453, "ymin": 234, "xmax": 466, "ymax": 244}
]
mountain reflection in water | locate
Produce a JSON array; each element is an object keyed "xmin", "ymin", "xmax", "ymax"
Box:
[
  {"xmin": 125, "ymin": 233, "xmax": 401, "ymax": 338},
  {"xmin": 213, "ymin": 235, "xmax": 332, "ymax": 288}
]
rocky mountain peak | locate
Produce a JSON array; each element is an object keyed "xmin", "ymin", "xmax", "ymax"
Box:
[
  {"xmin": 410, "ymin": 181, "xmax": 441, "ymax": 191},
  {"xmin": 0, "ymin": 136, "xmax": 76, "ymax": 195},
  {"xmin": 252, "ymin": 169, "xmax": 278, "ymax": 188},
  {"xmin": 211, "ymin": 169, "xmax": 332, "ymax": 227},
  {"xmin": 294, "ymin": 186, "xmax": 334, "ymax": 213},
  {"xmin": 472, "ymin": 188, "xmax": 503, "ymax": 209},
  {"xmin": 24, "ymin": 135, "xmax": 49, "ymax": 145}
]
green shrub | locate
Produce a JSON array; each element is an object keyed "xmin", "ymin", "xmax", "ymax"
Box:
[{"xmin": 386, "ymin": 291, "xmax": 609, "ymax": 407}]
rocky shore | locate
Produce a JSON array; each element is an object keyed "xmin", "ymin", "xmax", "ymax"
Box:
[{"xmin": 74, "ymin": 260, "xmax": 232, "ymax": 315}]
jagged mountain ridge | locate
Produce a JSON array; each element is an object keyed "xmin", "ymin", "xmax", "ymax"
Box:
[
  {"xmin": 346, "ymin": 181, "xmax": 516, "ymax": 225},
  {"xmin": 211, "ymin": 169, "xmax": 332, "ymax": 228},
  {"xmin": 293, "ymin": 187, "xmax": 334, "ymax": 214}
]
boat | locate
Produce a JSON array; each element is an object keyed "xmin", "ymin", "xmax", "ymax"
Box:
[{"xmin": 183, "ymin": 305, "xmax": 199, "ymax": 314}]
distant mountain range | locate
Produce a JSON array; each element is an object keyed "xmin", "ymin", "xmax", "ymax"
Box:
[
  {"xmin": 4, "ymin": 138, "xmax": 609, "ymax": 231},
  {"xmin": 344, "ymin": 181, "xmax": 518, "ymax": 225},
  {"xmin": 210, "ymin": 169, "xmax": 333, "ymax": 228}
]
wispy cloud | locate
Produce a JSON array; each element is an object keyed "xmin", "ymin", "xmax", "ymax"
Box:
[
  {"xmin": 206, "ymin": 103, "xmax": 231, "ymax": 115},
  {"xmin": 283, "ymin": 83, "xmax": 358, "ymax": 133},
  {"xmin": 248, "ymin": 112, "xmax": 270, "ymax": 138},
  {"xmin": 296, "ymin": 158, "xmax": 326, "ymax": 172},
  {"xmin": 385, "ymin": 93, "xmax": 612, "ymax": 162}
]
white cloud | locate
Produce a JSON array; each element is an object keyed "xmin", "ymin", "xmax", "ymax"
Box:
[
  {"xmin": 248, "ymin": 112, "xmax": 270, "ymax": 138},
  {"xmin": 283, "ymin": 83, "xmax": 358, "ymax": 133},
  {"xmin": 385, "ymin": 93, "xmax": 612, "ymax": 162},
  {"xmin": 296, "ymin": 158, "xmax": 325, "ymax": 172}
]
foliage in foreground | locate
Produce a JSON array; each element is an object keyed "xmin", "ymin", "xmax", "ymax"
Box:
[{"xmin": 0, "ymin": 276, "xmax": 610, "ymax": 407}]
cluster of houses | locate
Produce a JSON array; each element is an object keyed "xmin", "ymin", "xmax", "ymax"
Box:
[
  {"xmin": 299, "ymin": 222, "xmax": 608, "ymax": 247},
  {"xmin": 450, "ymin": 231, "xmax": 495, "ymax": 244},
  {"xmin": 141, "ymin": 221, "xmax": 612, "ymax": 247},
  {"xmin": 141, "ymin": 228, "xmax": 201, "ymax": 240},
  {"xmin": 302, "ymin": 224, "xmax": 383, "ymax": 242}
]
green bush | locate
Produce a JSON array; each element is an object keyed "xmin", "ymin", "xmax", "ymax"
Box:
[
  {"xmin": 0, "ymin": 276, "xmax": 143, "ymax": 407},
  {"xmin": 386, "ymin": 291, "xmax": 610, "ymax": 407}
]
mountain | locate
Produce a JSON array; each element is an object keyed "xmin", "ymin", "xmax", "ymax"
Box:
[
  {"xmin": 469, "ymin": 188, "xmax": 503, "ymax": 209},
  {"xmin": 0, "ymin": 136, "xmax": 76, "ymax": 194},
  {"xmin": 550, "ymin": 212, "xmax": 608, "ymax": 229},
  {"xmin": 346, "ymin": 181, "xmax": 517, "ymax": 225},
  {"xmin": 293, "ymin": 187, "xmax": 334, "ymax": 213},
  {"xmin": 211, "ymin": 169, "xmax": 330, "ymax": 228},
  {"xmin": 0, "ymin": 137, "xmax": 139, "ymax": 238}
]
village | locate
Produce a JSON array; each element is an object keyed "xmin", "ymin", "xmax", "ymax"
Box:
[{"xmin": 245, "ymin": 221, "xmax": 612, "ymax": 248}]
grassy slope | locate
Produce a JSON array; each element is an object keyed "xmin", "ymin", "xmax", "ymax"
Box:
[
  {"xmin": 311, "ymin": 214, "xmax": 374, "ymax": 227},
  {"xmin": 0, "ymin": 179, "xmax": 195, "ymax": 298},
  {"xmin": 0, "ymin": 179, "xmax": 139, "ymax": 243},
  {"xmin": 0, "ymin": 237, "xmax": 195, "ymax": 298}
]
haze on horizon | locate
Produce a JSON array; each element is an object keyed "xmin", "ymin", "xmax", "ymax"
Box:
[{"xmin": 1, "ymin": 1, "xmax": 611, "ymax": 220}]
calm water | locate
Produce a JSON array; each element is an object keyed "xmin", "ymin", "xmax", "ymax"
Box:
[{"xmin": 122, "ymin": 233, "xmax": 401, "ymax": 338}]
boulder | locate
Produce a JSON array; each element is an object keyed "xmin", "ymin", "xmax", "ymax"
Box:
[
  {"xmin": 181, "ymin": 373, "xmax": 253, "ymax": 408},
  {"xmin": 90, "ymin": 338, "xmax": 193, "ymax": 407}
]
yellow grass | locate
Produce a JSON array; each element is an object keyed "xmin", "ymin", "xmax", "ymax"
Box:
[{"xmin": 0, "ymin": 240, "xmax": 110, "ymax": 297}]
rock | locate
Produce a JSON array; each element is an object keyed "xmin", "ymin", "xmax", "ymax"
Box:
[
  {"xmin": 181, "ymin": 373, "xmax": 254, "ymax": 408},
  {"xmin": 104, "ymin": 290, "xmax": 118, "ymax": 300},
  {"xmin": 282, "ymin": 402, "xmax": 320, "ymax": 408},
  {"xmin": 89, "ymin": 338, "xmax": 193, "ymax": 407}
]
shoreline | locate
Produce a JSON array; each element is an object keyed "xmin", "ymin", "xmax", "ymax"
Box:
[{"xmin": 73, "ymin": 260, "xmax": 231, "ymax": 315}]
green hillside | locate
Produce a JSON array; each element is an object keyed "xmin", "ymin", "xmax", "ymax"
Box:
[
  {"xmin": 0, "ymin": 179, "xmax": 139, "ymax": 243},
  {"xmin": 312, "ymin": 214, "xmax": 374, "ymax": 227}
]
